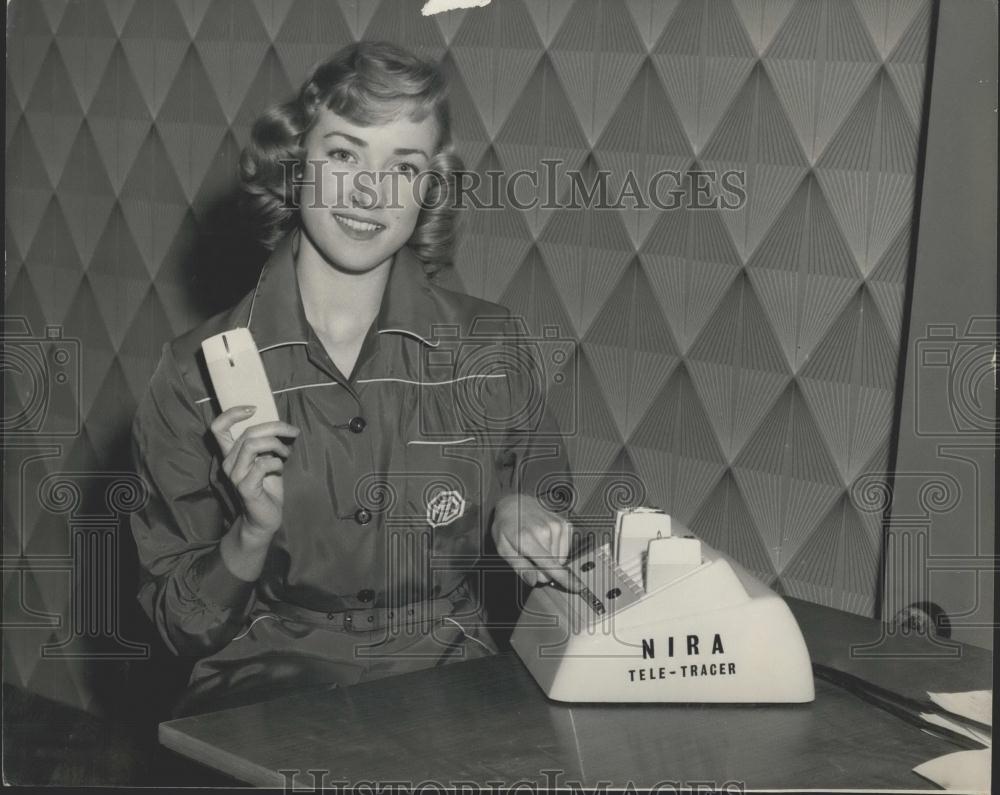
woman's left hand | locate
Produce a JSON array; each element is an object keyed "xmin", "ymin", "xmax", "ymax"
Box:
[{"xmin": 492, "ymin": 493, "xmax": 578, "ymax": 591}]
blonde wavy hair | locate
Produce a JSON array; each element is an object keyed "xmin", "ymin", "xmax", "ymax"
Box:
[{"xmin": 238, "ymin": 41, "xmax": 463, "ymax": 276}]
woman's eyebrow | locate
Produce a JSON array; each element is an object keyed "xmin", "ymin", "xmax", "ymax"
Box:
[
  {"xmin": 320, "ymin": 133, "xmax": 428, "ymax": 160},
  {"xmin": 394, "ymin": 147, "xmax": 429, "ymax": 159},
  {"xmin": 323, "ymin": 131, "xmax": 366, "ymax": 146}
]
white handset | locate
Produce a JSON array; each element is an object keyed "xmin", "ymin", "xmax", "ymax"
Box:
[{"xmin": 201, "ymin": 328, "xmax": 280, "ymax": 439}]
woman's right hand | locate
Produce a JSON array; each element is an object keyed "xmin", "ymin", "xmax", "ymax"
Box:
[{"xmin": 210, "ymin": 406, "xmax": 301, "ymax": 544}]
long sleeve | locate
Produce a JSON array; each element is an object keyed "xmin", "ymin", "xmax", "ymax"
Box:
[{"xmin": 130, "ymin": 343, "xmax": 256, "ymax": 657}]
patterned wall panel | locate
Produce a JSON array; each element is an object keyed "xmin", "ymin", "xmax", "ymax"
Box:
[{"xmin": 3, "ymin": 0, "xmax": 933, "ymax": 713}]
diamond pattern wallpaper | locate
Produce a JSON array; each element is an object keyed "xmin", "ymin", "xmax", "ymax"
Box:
[{"xmin": 4, "ymin": 0, "xmax": 933, "ymax": 713}]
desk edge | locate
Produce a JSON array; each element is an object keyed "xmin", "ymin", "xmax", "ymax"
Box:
[{"xmin": 159, "ymin": 721, "xmax": 287, "ymax": 787}]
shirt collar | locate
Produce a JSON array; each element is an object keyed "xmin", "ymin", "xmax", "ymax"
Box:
[{"xmin": 245, "ymin": 227, "xmax": 440, "ymax": 351}]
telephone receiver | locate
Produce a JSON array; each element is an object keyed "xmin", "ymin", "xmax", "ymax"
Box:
[
  {"xmin": 510, "ymin": 507, "xmax": 816, "ymax": 703},
  {"xmin": 201, "ymin": 328, "xmax": 280, "ymax": 439}
]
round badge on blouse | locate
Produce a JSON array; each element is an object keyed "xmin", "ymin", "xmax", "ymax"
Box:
[{"xmin": 426, "ymin": 489, "xmax": 466, "ymax": 528}]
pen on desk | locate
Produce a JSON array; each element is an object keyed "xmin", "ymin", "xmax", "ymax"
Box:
[
  {"xmin": 813, "ymin": 664, "xmax": 988, "ymax": 751},
  {"xmin": 548, "ymin": 566, "xmax": 606, "ymax": 615}
]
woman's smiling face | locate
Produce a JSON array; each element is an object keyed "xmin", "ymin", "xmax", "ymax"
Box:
[{"xmin": 298, "ymin": 106, "xmax": 438, "ymax": 273}]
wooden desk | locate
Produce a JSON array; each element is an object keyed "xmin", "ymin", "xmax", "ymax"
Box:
[
  {"xmin": 161, "ymin": 599, "xmax": 992, "ymax": 789},
  {"xmin": 787, "ymin": 600, "xmax": 992, "ymax": 702}
]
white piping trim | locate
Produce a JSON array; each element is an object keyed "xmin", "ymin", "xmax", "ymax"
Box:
[
  {"xmin": 272, "ymin": 381, "xmax": 345, "ymax": 396},
  {"xmin": 259, "ymin": 340, "xmax": 309, "ymax": 353},
  {"xmin": 245, "ymin": 264, "xmax": 268, "ymax": 330},
  {"xmin": 194, "ymin": 384, "xmax": 341, "ymax": 403},
  {"xmin": 377, "ymin": 328, "xmax": 440, "ymax": 347},
  {"xmin": 442, "ymin": 616, "xmax": 493, "ymax": 654},
  {"xmin": 407, "ymin": 437, "xmax": 475, "ymax": 446},
  {"xmin": 233, "ymin": 614, "xmax": 281, "ymax": 641},
  {"xmin": 357, "ymin": 374, "xmax": 507, "ymax": 386},
  {"xmin": 195, "ymin": 374, "xmax": 503, "ymax": 404}
]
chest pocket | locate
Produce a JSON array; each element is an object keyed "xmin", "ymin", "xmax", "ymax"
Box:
[
  {"xmin": 391, "ymin": 386, "xmax": 497, "ymax": 569},
  {"xmin": 400, "ymin": 436, "xmax": 488, "ymax": 549}
]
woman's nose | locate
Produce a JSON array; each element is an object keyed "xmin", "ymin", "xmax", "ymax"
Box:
[{"xmin": 349, "ymin": 175, "xmax": 381, "ymax": 210}]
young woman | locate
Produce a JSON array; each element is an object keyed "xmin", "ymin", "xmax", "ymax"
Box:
[{"xmin": 130, "ymin": 41, "xmax": 573, "ymax": 716}]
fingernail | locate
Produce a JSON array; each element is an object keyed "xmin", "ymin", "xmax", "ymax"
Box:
[{"xmin": 243, "ymin": 406, "xmax": 256, "ymax": 414}]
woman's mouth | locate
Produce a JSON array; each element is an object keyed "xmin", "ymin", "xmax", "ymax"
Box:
[{"xmin": 332, "ymin": 212, "xmax": 386, "ymax": 240}]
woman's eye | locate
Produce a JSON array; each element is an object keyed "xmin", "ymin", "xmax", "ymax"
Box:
[
  {"xmin": 395, "ymin": 162, "xmax": 419, "ymax": 177},
  {"xmin": 328, "ymin": 149, "xmax": 355, "ymax": 164}
]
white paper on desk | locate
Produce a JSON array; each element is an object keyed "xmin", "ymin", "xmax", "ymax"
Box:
[
  {"xmin": 920, "ymin": 712, "xmax": 992, "ymax": 747},
  {"xmin": 928, "ymin": 690, "xmax": 993, "ymax": 727},
  {"xmin": 913, "ymin": 748, "xmax": 991, "ymax": 793}
]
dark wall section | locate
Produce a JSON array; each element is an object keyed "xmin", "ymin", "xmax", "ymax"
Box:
[{"xmin": 884, "ymin": 0, "xmax": 997, "ymax": 649}]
